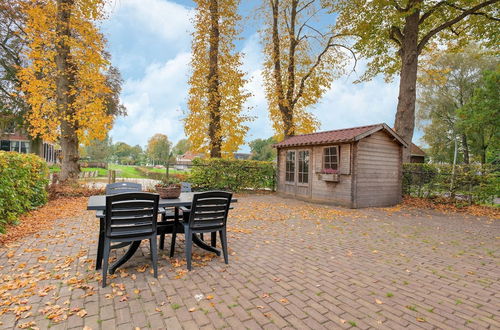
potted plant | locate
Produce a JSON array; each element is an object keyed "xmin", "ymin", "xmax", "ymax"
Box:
[
  {"xmin": 318, "ymin": 168, "xmax": 339, "ymax": 182},
  {"xmin": 155, "ymin": 176, "xmax": 181, "ymax": 199}
]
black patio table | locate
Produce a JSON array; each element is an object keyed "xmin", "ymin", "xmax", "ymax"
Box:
[{"xmin": 87, "ymin": 192, "xmax": 237, "ymax": 273}]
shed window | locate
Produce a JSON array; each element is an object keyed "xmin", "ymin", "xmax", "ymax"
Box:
[
  {"xmin": 298, "ymin": 150, "xmax": 309, "ymax": 183},
  {"xmin": 323, "ymin": 146, "xmax": 339, "ymax": 170},
  {"xmin": 285, "ymin": 151, "xmax": 295, "ymax": 182}
]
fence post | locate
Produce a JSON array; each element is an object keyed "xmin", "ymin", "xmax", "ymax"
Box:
[{"xmin": 108, "ymin": 170, "xmax": 116, "ymax": 183}]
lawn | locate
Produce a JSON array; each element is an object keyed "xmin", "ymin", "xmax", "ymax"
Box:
[{"xmin": 49, "ymin": 164, "xmax": 184, "ymax": 179}]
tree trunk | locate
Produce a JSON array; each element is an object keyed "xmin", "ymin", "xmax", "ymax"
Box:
[
  {"xmin": 55, "ymin": 0, "xmax": 79, "ymax": 181},
  {"xmin": 60, "ymin": 119, "xmax": 80, "ymax": 180},
  {"xmin": 270, "ymin": 0, "xmax": 294, "ymax": 140},
  {"xmin": 207, "ymin": 0, "xmax": 222, "ymax": 158},
  {"xmin": 461, "ymin": 133, "xmax": 469, "ymax": 164},
  {"xmin": 283, "ymin": 0, "xmax": 298, "ymax": 139},
  {"xmin": 394, "ymin": 3, "xmax": 420, "ymax": 163}
]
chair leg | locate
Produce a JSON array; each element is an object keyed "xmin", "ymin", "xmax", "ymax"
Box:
[
  {"xmin": 219, "ymin": 229, "xmax": 228, "ymax": 264},
  {"xmin": 211, "ymin": 232, "xmax": 217, "ymax": 248},
  {"xmin": 200, "ymin": 233, "xmax": 204, "ymax": 241},
  {"xmin": 102, "ymin": 239, "xmax": 111, "ymax": 288},
  {"xmin": 150, "ymin": 236, "xmax": 158, "ymax": 278},
  {"xmin": 159, "ymin": 214, "xmax": 165, "ymax": 250},
  {"xmin": 185, "ymin": 230, "xmax": 193, "ymax": 271},
  {"xmin": 169, "ymin": 224, "xmax": 177, "ymax": 258},
  {"xmin": 96, "ymin": 222, "xmax": 105, "ymax": 270}
]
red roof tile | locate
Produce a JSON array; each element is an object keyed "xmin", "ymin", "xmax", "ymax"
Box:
[
  {"xmin": 410, "ymin": 143, "xmax": 426, "ymax": 156},
  {"xmin": 274, "ymin": 123, "xmax": 407, "ymax": 148}
]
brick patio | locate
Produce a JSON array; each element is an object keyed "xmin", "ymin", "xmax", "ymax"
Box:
[{"xmin": 0, "ymin": 194, "xmax": 498, "ymax": 329}]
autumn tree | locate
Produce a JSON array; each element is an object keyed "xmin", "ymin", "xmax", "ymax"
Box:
[
  {"xmin": 261, "ymin": 0, "xmax": 353, "ymax": 139},
  {"xmin": 417, "ymin": 45, "xmax": 497, "ymax": 163},
  {"xmin": 328, "ymin": 0, "xmax": 500, "ymax": 161},
  {"xmin": 457, "ymin": 69, "xmax": 499, "ymax": 164},
  {"xmin": 172, "ymin": 138, "xmax": 191, "ymax": 156},
  {"xmin": 18, "ymin": 0, "xmax": 119, "ymax": 181},
  {"xmin": 249, "ymin": 136, "xmax": 277, "ymax": 161},
  {"xmin": 146, "ymin": 133, "xmax": 173, "ymax": 166},
  {"xmin": 185, "ymin": 0, "xmax": 251, "ymax": 158},
  {"xmin": 0, "ymin": 1, "xmax": 29, "ymax": 127}
]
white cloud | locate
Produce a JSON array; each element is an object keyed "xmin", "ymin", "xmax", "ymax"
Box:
[
  {"xmin": 110, "ymin": 52, "xmax": 191, "ymax": 147},
  {"xmin": 107, "ymin": 0, "xmax": 194, "ymax": 42}
]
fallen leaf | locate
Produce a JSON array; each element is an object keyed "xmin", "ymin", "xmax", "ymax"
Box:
[
  {"xmin": 76, "ymin": 309, "xmax": 87, "ymax": 318},
  {"xmin": 375, "ymin": 299, "xmax": 383, "ymax": 305}
]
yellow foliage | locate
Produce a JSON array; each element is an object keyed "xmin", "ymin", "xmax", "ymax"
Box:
[
  {"xmin": 18, "ymin": 0, "xmax": 113, "ymax": 145},
  {"xmin": 261, "ymin": 0, "xmax": 351, "ymax": 139},
  {"xmin": 185, "ymin": 0, "xmax": 251, "ymax": 157}
]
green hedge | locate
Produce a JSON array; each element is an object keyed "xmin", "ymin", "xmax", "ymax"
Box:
[
  {"xmin": 189, "ymin": 158, "xmax": 276, "ymax": 192},
  {"xmin": 0, "ymin": 151, "xmax": 49, "ymax": 233},
  {"xmin": 403, "ymin": 163, "xmax": 499, "ymax": 204}
]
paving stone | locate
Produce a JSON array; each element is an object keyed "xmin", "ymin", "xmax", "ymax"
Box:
[{"xmin": 0, "ymin": 195, "xmax": 497, "ymax": 330}]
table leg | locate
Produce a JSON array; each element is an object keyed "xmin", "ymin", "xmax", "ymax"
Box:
[
  {"xmin": 211, "ymin": 232, "xmax": 217, "ymax": 248},
  {"xmin": 95, "ymin": 220, "xmax": 105, "ymax": 270},
  {"xmin": 109, "ymin": 241, "xmax": 141, "ymax": 274},
  {"xmin": 192, "ymin": 234, "xmax": 221, "ymax": 256}
]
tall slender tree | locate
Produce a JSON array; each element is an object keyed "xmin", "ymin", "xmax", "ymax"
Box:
[
  {"xmin": 185, "ymin": 0, "xmax": 251, "ymax": 158},
  {"xmin": 18, "ymin": 0, "xmax": 119, "ymax": 181},
  {"xmin": 261, "ymin": 0, "xmax": 354, "ymax": 139},
  {"xmin": 327, "ymin": 0, "xmax": 499, "ymax": 161}
]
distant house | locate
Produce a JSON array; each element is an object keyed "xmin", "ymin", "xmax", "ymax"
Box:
[
  {"xmin": 410, "ymin": 143, "xmax": 426, "ymax": 163},
  {"xmin": 274, "ymin": 123, "xmax": 407, "ymax": 208},
  {"xmin": 234, "ymin": 153, "xmax": 251, "ymax": 160},
  {"xmin": 0, "ymin": 126, "xmax": 60, "ymax": 164},
  {"xmin": 175, "ymin": 151, "xmax": 204, "ymax": 170}
]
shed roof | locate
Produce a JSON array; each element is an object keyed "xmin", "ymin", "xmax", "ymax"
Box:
[
  {"xmin": 410, "ymin": 143, "xmax": 426, "ymax": 156},
  {"xmin": 274, "ymin": 123, "xmax": 408, "ymax": 148}
]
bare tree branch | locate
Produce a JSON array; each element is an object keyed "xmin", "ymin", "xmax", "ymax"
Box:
[{"xmin": 418, "ymin": 0, "xmax": 500, "ymax": 54}]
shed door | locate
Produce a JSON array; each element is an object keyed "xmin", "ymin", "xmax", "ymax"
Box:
[{"xmin": 295, "ymin": 149, "xmax": 311, "ymax": 198}]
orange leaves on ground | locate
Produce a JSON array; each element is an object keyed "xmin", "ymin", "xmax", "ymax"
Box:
[
  {"xmin": 230, "ymin": 197, "xmax": 359, "ymax": 224},
  {"xmin": 0, "ymin": 197, "xmax": 88, "ymax": 245},
  {"xmin": 401, "ymin": 196, "xmax": 499, "ymax": 219}
]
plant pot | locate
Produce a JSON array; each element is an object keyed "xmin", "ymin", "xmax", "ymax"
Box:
[
  {"xmin": 155, "ymin": 184, "xmax": 181, "ymax": 199},
  {"xmin": 318, "ymin": 173, "xmax": 339, "ymax": 182}
]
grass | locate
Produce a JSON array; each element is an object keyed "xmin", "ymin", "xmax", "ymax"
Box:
[{"xmin": 50, "ymin": 163, "xmax": 184, "ymax": 179}]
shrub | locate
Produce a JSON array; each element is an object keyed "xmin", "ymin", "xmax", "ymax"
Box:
[
  {"xmin": 403, "ymin": 163, "xmax": 499, "ymax": 204},
  {"xmin": 190, "ymin": 158, "xmax": 276, "ymax": 191},
  {"xmin": 0, "ymin": 151, "xmax": 49, "ymax": 233}
]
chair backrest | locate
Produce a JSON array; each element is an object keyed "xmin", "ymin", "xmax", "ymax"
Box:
[
  {"xmin": 105, "ymin": 192, "xmax": 159, "ymax": 239},
  {"xmin": 181, "ymin": 182, "xmax": 192, "ymax": 193},
  {"xmin": 187, "ymin": 191, "xmax": 232, "ymax": 230},
  {"xmin": 106, "ymin": 182, "xmax": 142, "ymax": 195}
]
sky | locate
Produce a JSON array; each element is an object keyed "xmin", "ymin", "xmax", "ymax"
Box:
[{"xmin": 101, "ymin": 0, "xmax": 421, "ymax": 152}]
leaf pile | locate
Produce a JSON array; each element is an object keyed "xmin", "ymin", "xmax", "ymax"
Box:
[
  {"xmin": 402, "ymin": 196, "xmax": 499, "ymax": 219},
  {"xmin": 0, "ymin": 197, "xmax": 88, "ymax": 245}
]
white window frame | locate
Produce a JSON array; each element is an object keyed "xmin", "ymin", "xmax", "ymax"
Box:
[
  {"xmin": 323, "ymin": 146, "xmax": 339, "ymax": 171},
  {"xmin": 285, "ymin": 150, "xmax": 296, "ymax": 183},
  {"xmin": 297, "ymin": 149, "xmax": 310, "ymax": 185}
]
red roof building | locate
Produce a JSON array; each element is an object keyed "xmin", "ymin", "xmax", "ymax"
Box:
[{"xmin": 274, "ymin": 123, "xmax": 407, "ymax": 208}]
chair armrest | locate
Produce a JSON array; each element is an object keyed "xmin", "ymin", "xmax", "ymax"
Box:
[{"xmin": 179, "ymin": 206, "xmax": 190, "ymax": 213}]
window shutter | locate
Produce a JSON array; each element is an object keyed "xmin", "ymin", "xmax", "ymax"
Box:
[{"xmin": 340, "ymin": 144, "xmax": 351, "ymax": 174}]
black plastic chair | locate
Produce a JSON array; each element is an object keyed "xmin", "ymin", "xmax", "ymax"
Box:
[
  {"xmin": 158, "ymin": 182, "xmax": 192, "ymax": 252},
  {"xmin": 173, "ymin": 191, "xmax": 232, "ymax": 270},
  {"xmin": 106, "ymin": 182, "xmax": 142, "ymax": 195},
  {"xmin": 101, "ymin": 192, "xmax": 159, "ymax": 287},
  {"xmin": 95, "ymin": 182, "xmax": 142, "ymax": 270}
]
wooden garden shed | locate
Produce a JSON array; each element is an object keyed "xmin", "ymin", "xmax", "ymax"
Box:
[{"xmin": 274, "ymin": 123, "xmax": 408, "ymax": 208}]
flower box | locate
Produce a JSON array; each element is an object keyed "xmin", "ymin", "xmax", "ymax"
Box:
[{"xmin": 318, "ymin": 173, "xmax": 339, "ymax": 182}]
